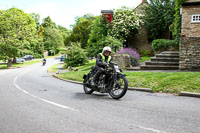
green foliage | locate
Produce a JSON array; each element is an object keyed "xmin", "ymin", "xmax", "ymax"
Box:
[
  {"xmin": 41, "ymin": 16, "xmax": 56, "ymax": 29},
  {"xmin": 43, "ymin": 27, "xmax": 64, "ymax": 52},
  {"xmin": 41, "ymin": 16, "xmax": 64, "ymax": 53},
  {"xmin": 173, "ymin": 0, "xmax": 187, "ymax": 40},
  {"xmin": 33, "ymin": 53, "xmax": 43, "ymax": 58},
  {"xmin": 65, "ymin": 42, "xmax": 88, "ymax": 67},
  {"xmin": 152, "ymin": 39, "xmax": 179, "ymax": 51},
  {"xmin": 101, "ymin": 35, "xmax": 123, "ymax": 52},
  {"xmin": 87, "ymin": 16, "xmax": 110, "ymax": 57},
  {"xmin": 57, "ymin": 25, "xmax": 70, "ymax": 45},
  {"xmin": 110, "ymin": 6, "xmax": 143, "ymax": 43},
  {"xmin": 30, "ymin": 12, "xmax": 41, "ymax": 30},
  {"xmin": 65, "ymin": 15, "xmax": 95, "ymax": 48},
  {"xmin": 139, "ymin": 50, "xmax": 152, "ymax": 57},
  {"xmin": 0, "ymin": 8, "xmax": 38, "ymax": 61},
  {"xmin": 144, "ymin": 0, "xmax": 175, "ymax": 40}
]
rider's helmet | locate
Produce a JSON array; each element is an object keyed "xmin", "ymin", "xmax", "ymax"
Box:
[{"xmin": 102, "ymin": 46, "xmax": 112, "ymax": 56}]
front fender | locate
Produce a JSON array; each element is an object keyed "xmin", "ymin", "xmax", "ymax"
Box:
[{"xmin": 118, "ymin": 73, "xmax": 126, "ymax": 77}]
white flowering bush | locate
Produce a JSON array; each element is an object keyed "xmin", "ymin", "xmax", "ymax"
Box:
[{"xmin": 110, "ymin": 7, "xmax": 143, "ymax": 42}]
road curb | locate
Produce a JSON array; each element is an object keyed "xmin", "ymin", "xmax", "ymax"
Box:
[
  {"xmin": 179, "ymin": 91, "xmax": 200, "ymax": 98},
  {"xmin": 51, "ymin": 73, "xmax": 153, "ymax": 93},
  {"xmin": 128, "ymin": 87, "xmax": 153, "ymax": 93}
]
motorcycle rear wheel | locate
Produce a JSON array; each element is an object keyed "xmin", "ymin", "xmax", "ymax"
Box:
[{"xmin": 109, "ymin": 76, "xmax": 128, "ymax": 99}]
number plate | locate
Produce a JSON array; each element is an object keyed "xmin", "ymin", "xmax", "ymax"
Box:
[{"xmin": 114, "ymin": 65, "xmax": 120, "ymax": 72}]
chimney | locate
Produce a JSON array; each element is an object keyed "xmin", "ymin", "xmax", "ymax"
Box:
[{"xmin": 142, "ymin": 0, "xmax": 146, "ymax": 3}]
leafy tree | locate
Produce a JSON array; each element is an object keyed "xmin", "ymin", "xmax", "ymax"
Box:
[
  {"xmin": 101, "ymin": 35, "xmax": 123, "ymax": 52},
  {"xmin": 87, "ymin": 16, "xmax": 110, "ymax": 57},
  {"xmin": 43, "ymin": 27, "xmax": 64, "ymax": 54},
  {"xmin": 144, "ymin": 0, "xmax": 175, "ymax": 40},
  {"xmin": 57, "ymin": 25, "xmax": 70, "ymax": 42},
  {"xmin": 41, "ymin": 16, "xmax": 56, "ymax": 29},
  {"xmin": 110, "ymin": 6, "xmax": 143, "ymax": 43},
  {"xmin": 65, "ymin": 15, "xmax": 95, "ymax": 48},
  {"xmin": 0, "ymin": 8, "xmax": 37, "ymax": 67},
  {"xmin": 41, "ymin": 16, "xmax": 64, "ymax": 54},
  {"xmin": 30, "ymin": 13, "xmax": 41, "ymax": 30}
]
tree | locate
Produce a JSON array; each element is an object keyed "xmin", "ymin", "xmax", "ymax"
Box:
[
  {"xmin": 41, "ymin": 16, "xmax": 56, "ymax": 29},
  {"xmin": 65, "ymin": 15, "xmax": 95, "ymax": 48},
  {"xmin": 110, "ymin": 6, "xmax": 143, "ymax": 43},
  {"xmin": 87, "ymin": 16, "xmax": 110, "ymax": 57},
  {"xmin": 57, "ymin": 25, "xmax": 70, "ymax": 43},
  {"xmin": 30, "ymin": 13, "xmax": 41, "ymax": 30},
  {"xmin": 144, "ymin": 0, "xmax": 175, "ymax": 40},
  {"xmin": 0, "ymin": 8, "xmax": 37, "ymax": 67},
  {"xmin": 43, "ymin": 27, "xmax": 64, "ymax": 54},
  {"xmin": 41, "ymin": 16, "xmax": 64, "ymax": 54}
]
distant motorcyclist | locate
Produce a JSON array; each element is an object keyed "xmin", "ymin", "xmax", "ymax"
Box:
[
  {"xmin": 91, "ymin": 46, "xmax": 112, "ymax": 86},
  {"xmin": 43, "ymin": 58, "xmax": 46, "ymax": 66}
]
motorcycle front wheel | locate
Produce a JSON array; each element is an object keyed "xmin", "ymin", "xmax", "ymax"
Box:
[
  {"xmin": 83, "ymin": 77, "xmax": 94, "ymax": 94},
  {"xmin": 109, "ymin": 76, "xmax": 128, "ymax": 99}
]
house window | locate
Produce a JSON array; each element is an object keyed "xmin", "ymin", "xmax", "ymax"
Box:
[{"xmin": 191, "ymin": 14, "xmax": 200, "ymax": 23}]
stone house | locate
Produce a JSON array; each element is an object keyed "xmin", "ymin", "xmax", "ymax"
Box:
[
  {"xmin": 132, "ymin": 0, "xmax": 152, "ymax": 52},
  {"xmin": 180, "ymin": 0, "xmax": 200, "ymax": 70},
  {"xmin": 125, "ymin": 0, "xmax": 152, "ymax": 52}
]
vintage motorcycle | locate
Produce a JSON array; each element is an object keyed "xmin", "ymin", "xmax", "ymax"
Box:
[{"xmin": 83, "ymin": 62, "xmax": 128, "ymax": 99}]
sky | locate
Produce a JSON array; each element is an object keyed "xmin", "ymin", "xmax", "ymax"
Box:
[{"xmin": 0, "ymin": 0, "xmax": 142, "ymax": 29}]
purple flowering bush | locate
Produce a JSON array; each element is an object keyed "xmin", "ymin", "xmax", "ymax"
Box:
[{"xmin": 117, "ymin": 48, "xmax": 140, "ymax": 66}]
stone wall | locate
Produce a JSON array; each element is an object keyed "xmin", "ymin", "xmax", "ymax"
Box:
[
  {"xmin": 181, "ymin": 5, "xmax": 200, "ymax": 37},
  {"xmin": 180, "ymin": 37, "xmax": 200, "ymax": 70},
  {"xmin": 112, "ymin": 54, "xmax": 131, "ymax": 69},
  {"xmin": 180, "ymin": 2, "xmax": 200, "ymax": 70}
]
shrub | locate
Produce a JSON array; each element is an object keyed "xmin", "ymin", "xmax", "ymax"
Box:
[
  {"xmin": 110, "ymin": 6, "xmax": 143, "ymax": 43},
  {"xmin": 117, "ymin": 48, "xmax": 140, "ymax": 66},
  {"xmin": 65, "ymin": 42, "xmax": 88, "ymax": 67},
  {"xmin": 101, "ymin": 35, "xmax": 123, "ymax": 52},
  {"xmin": 152, "ymin": 39, "xmax": 179, "ymax": 52},
  {"xmin": 139, "ymin": 50, "xmax": 153, "ymax": 57},
  {"xmin": 33, "ymin": 53, "xmax": 43, "ymax": 58}
]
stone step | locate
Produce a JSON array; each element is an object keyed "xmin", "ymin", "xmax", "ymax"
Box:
[
  {"xmin": 145, "ymin": 61, "xmax": 179, "ymax": 66},
  {"xmin": 151, "ymin": 57, "xmax": 179, "ymax": 62},
  {"xmin": 156, "ymin": 54, "xmax": 179, "ymax": 58},
  {"xmin": 126, "ymin": 66, "xmax": 140, "ymax": 71},
  {"xmin": 140, "ymin": 65, "xmax": 179, "ymax": 70},
  {"xmin": 161, "ymin": 51, "xmax": 179, "ymax": 55}
]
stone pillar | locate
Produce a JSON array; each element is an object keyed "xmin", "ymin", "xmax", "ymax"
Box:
[
  {"xmin": 112, "ymin": 54, "xmax": 131, "ymax": 69},
  {"xmin": 180, "ymin": 37, "xmax": 200, "ymax": 70},
  {"xmin": 179, "ymin": 1, "xmax": 200, "ymax": 70}
]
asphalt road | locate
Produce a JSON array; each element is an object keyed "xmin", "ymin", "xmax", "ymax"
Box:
[{"xmin": 0, "ymin": 58, "xmax": 200, "ymax": 133}]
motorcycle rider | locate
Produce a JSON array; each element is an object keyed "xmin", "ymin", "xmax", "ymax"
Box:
[
  {"xmin": 91, "ymin": 46, "xmax": 112, "ymax": 87},
  {"xmin": 43, "ymin": 58, "xmax": 46, "ymax": 66}
]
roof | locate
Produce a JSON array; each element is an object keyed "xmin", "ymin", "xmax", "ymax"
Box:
[{"xmin": 101, "ymin": 10, "xmax": 113, "ymax": 14}]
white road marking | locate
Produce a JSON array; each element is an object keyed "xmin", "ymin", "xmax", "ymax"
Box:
[
  {"xmin": 130, "ymin": 123, "xmax": 167, "ymax": 133},
  {"xmin": 13, "ymin": 65, "xmax": 166, "ymax": 133},
  {"xmin": 14, "ymin": 76, "xmax": 77, "ymax": 112}
]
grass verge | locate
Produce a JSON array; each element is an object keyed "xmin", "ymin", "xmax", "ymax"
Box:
[
  {"xmin": 48, "ymin": 63, "xmax": 60, "ymax": 73},
  {"xmin": 50, "ymin": 58, "xmax": 200, "ymax": 94},
  {"xmin": 0, "ymin": 60, "xmax": 42, "ymax": 69}
]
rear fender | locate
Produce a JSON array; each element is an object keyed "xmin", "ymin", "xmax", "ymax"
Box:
[{"xmin": 83, "ymin": 74, "xmax": 87, "ymax": 79}]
